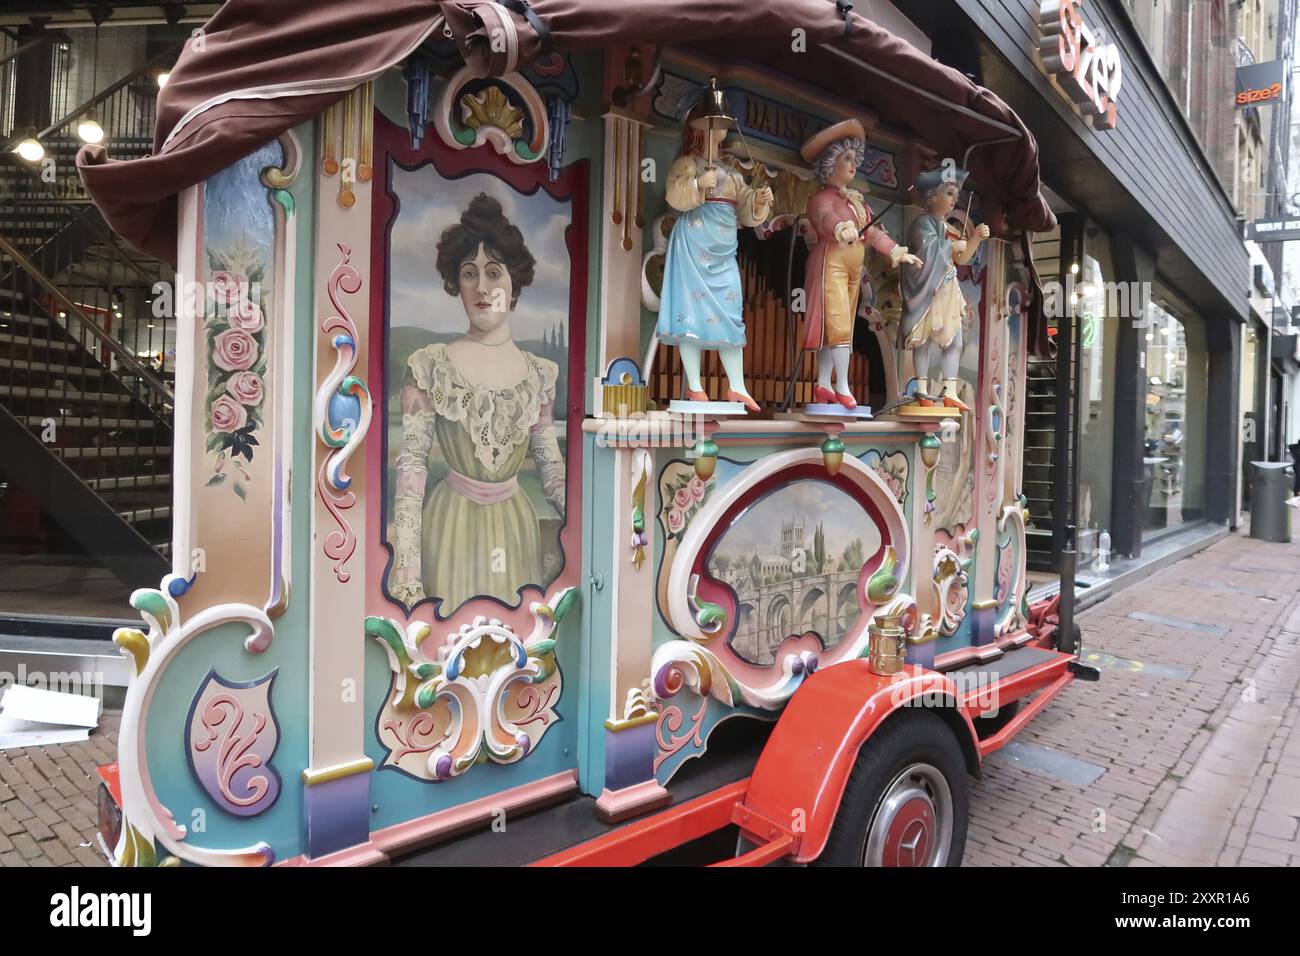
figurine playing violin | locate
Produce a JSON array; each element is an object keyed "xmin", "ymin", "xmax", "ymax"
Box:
[
  {"xmin": 798, "ymin": 119, "xmax": 922, "ymax": 412},
  {"xmin": 898, "ymin": 164, "xmax": 990, "ymax": 412}
]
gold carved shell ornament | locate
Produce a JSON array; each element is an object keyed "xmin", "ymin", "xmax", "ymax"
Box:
[{"xmin": 460, "ymin": 85, "xmax": 525, "ymax": 140}]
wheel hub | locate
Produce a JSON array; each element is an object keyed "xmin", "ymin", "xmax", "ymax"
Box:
[
  {"xmin": 881, "ymin": 795, "xmax": 935, "ymax": 866},
  {"xmin": 863, "ymin": 762, "xmax": 953, "ymax": 867}
]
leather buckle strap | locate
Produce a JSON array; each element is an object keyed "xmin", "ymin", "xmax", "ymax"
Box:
[
  {"xmin": 499, "ymin": 0, "xmax": 554, "ymax": 55},
  {"xmin": 836, "ymin": 0, "xmax": 854, "ymax": 37}
]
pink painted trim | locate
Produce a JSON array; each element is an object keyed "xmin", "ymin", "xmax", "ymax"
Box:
[
  {"xmin": 369, "ymin": 769, "xmax": 578, "ymax": 857},
  {"xmin": 595, "ymin": 780, "xmax": 672, "ymax": 822},
  {"xmin": 276, "ymin": 841, "xmax": 389, "ymax": 868}
]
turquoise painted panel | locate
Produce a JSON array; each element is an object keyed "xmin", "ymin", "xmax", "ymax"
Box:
[{"xmin": 143, "ymin": 124, "xmax": 317, "ymax": 864}]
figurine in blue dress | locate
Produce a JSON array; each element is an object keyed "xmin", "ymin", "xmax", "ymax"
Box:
[{"xmin": 656, "ymin": 89, "xmax": 773, "ymax": 412}]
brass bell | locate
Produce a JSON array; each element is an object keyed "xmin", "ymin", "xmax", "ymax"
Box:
[{"xmin": 689, "ymin": 77, "xmax": 736, "ymax": 130}]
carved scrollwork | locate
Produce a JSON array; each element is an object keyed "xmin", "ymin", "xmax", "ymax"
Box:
[
  {"xmin": 111, "ymin": 575, "xmax": 276, "ymax": 867},
  {"xmin": 367, "ymin": 588, "xmax": 579, "ymax": 780}
]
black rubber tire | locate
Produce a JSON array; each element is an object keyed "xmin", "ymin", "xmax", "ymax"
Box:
[{"xmin": 813, "ymin": 710, "xmax": 969, "ymax": 867}]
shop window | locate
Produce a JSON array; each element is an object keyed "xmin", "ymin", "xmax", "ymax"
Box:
[
  {"xmin": 1075, "ymin": 238, "xmax": 1117, "ymax": 561},
  {"xmin": 1142, "ymin": 298, "xmax": 1207, "ymax": 533}
]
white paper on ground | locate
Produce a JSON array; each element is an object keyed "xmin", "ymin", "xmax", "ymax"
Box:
[
  {"xmin": 0, "ymin": 713, "xmax": 92, "ymax": 750},
  {"xmin": 0, "ymin": 683, "xmax": 102, "ymax": 728}
]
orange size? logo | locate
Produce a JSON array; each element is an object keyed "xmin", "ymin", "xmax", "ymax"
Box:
[{"xmin": 1238, "ymin": 83, "xmax": 1283, "ymax": 106}]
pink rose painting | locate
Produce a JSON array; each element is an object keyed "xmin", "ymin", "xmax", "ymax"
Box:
[
  {"xmin": 205, "ymin": 241, "xmax": 270, "ymax": 501},
  {"xmin": 227, "ymin": 297, "xmax": 265, "ymax": 333},
  {"xmin": 666, "ymin": 507, "xmax": 686, "ymax": 535},
  {"xmin": 225, "ymin": 371, "xmax": 265, "ymax": 406},
  {"xmin": 213, "ymin": 328, "xmax": 258, "ymax": 372},
  {"xmin": 211, "ymin": 395, "xmax": 249, "ymax": 432},
  {"xmin": 660, "ymin": 465, "xmax": 714, "ymax": 541},
  {"xmin": 209, "ymin": 270, "xmax": 249, "ymax": 308}
]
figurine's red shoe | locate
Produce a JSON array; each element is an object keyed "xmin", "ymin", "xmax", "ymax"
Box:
[
  {"xmin": 834, "ymin": 390, "xmax": 858, "ymax": 410},
  {"xmin": 813, "ymin": 385, "xmax": 836, "ymax": 405},
  {"xmin": 684, "ymin": 388, "xmax": 710, "ymax": 403},
  {"xmin": 941, "ymin": 392, "xmax": 971, "ymax": 412},
  {"xmin": 727, "ymin": 390, "xmax": 761, "ymax": 413},
  {"xmin": 915, "ymin": 393, "xmax": 938, "ymax": 407}
]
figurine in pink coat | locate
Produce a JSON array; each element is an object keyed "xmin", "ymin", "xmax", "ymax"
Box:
[{"xmin": 799, "ymin": 119, "xmax": 921, "ymax": 409}]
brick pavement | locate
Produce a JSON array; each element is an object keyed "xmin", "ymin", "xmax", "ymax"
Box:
[
  {"xmin": 0, "ymin": 712, "xmax": 117, "ymax": 867},
  {"xmin": 1, "ymin": 532, "xmax": 1297, "ymax": 867},
  {"xmin": 966, "ymin": 530, "xmax": 1300, "ymax": 867}
]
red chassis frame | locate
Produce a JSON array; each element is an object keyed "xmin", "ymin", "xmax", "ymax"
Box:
[{"xmin": 535, "ymin": 605, "xmax": 1076, "ymax": 867}]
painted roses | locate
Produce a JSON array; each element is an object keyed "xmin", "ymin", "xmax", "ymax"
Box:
[
  {"xmin": 205, "ymin": 252, "xmax": 270, "ymax": 501},
  {"xmin": 661, "ymin": 465, "xmax": 714, "ymax": 542},
  {"xmin": 213, "ymin": 328, "xmax": 259, "ymax": 372},
  {"xmin": 225, "ymin": 370, "xmax": 265, "ymax": 406},
  {"xmin": 210, "ymin": 394, "xmax": 249, "ymax": 432}
]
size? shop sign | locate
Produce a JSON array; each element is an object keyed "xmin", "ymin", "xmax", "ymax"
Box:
[
  {"xmin": 1236, "ymin": 60, "xmax": 1286, "ymax": 109},
  {"xmin": 1036, "ymin": 0, "xmax": 1123, "ymax": 130}
]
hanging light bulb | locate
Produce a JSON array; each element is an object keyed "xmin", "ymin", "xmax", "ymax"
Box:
[
  {"xmin": 77, "ymin": 108, "xmax": 104, "ymax": 144},
  {"xmin": 79, "ymin": 15, "xmax": 107, "ymax": 146},
  {"xmin": 12, "ymin": 132, "xmax": 44, "ymax": 163},
  {"xmin": 156, "ymin": 70, "xmax": 170, "ymax": 88}
]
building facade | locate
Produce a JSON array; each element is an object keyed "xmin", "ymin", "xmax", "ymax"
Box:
[{"xmin": 893, "ymin": 0, "xmax": 1253, "ymax": 572}]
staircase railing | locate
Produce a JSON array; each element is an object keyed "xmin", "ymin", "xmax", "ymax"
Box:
[
  {"xmin": 40, "ymin": 43, "xmax": 178, "ymax": 143},
  {"xmin": 0, "ymin": 34, "xmax": 180, "ymax": 567},
  {"xmin": 0, "ymin": 230, "xmax": 173, "ymax": 403},
  {"xmin": 0, "ymin": 228, "xmax": 175, "ymax": 554},
  {"xmin": 6, "ymin": 42, "xmax": 179, "ymax": 203}
]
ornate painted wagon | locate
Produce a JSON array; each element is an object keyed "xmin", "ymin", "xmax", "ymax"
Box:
[{"xmin": 82, "ymin": 0, "xmax": 1095, "ymax": 868}]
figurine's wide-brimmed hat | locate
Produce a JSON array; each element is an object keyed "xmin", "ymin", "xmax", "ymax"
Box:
[
  {"xmin": 913, "ymin": 164, "xmax": 970, "ymax": 193},
  {"xmin": 799, "ymin": 118, "xmax": 867, "ymax": 164}
]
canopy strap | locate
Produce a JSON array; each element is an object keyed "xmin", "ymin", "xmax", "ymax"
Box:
[
  {"xmin": 835, "ymin": 1, "xmax": 855, "ymax": 37},
  {"xmin": 500, "ymin": 0, "xmax": 553, "ymax": 55}
]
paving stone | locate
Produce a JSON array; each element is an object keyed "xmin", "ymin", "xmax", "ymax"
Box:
[{"xmin": 966, "ymin": 533, "xmax": 1300, "ymax": 868}]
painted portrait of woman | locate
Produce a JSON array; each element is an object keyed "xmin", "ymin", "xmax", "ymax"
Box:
[{"xmin": 387, "ymin": 191, "xmax": 567, "ymax": 611}]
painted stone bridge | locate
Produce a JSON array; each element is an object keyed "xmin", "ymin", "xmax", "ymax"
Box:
[{"xmin": 728, "ymin": 568, "xmax": 862, "ymax": 666}]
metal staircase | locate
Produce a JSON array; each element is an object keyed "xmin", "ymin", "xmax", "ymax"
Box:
[
  {"xmin": 1024, "ymin": 357, "xmax": 1057, "ymax": 571},
  {"xmin": 0, "ymin": 38, "xmax": 177, "ymax": 589}
]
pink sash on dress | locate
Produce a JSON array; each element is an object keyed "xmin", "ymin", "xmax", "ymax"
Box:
[{"xmin": 444, "ymin": 469, "xmax": 519, "ymax": 505}]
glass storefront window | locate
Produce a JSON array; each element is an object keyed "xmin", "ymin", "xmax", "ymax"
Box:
[
  {"xmin": 1240, "ymin": 323, "xmax": 1263, "ymax": 510},
  {"xmin": 1142, "ymin": 298, "xmax": 1208, "ymax": 533},
  {"xmin": 1075, "ymin": 239, "xmax": 1117, "ymax": 563}
]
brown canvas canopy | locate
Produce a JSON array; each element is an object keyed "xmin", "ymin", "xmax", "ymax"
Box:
[{"xmin": 77, "ymin": 0, "xmax": 1056, "ymax": 264}]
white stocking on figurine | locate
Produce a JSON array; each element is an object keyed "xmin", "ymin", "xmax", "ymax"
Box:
[
  {"xmin": 816, "ymin": 348, "xmax": 835, "ymax": 392},
  {"xmin": 912, "ymin": 340, "xmax": 936, "ymax": 403},
  {"xmin": 832, "ymin": 346, "xmax": 854, "ymax": 403},
  {"xmin": 679, "ymin": 344, "xmax": 706, "ymax": 400},
  {"xmin": 719, "ymin": 346, "xmax": 758, "ymax": 411}
]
